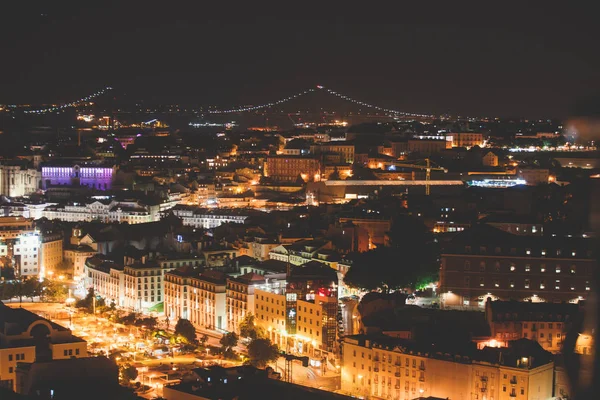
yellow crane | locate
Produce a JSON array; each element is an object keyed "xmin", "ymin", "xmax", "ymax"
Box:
[{"xmin": 392, "ymin": 158, "xmax": 447, "ymax": 195}]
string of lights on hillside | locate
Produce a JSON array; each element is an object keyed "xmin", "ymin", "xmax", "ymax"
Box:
[
  {"xmin": 18, "ymin": 84, "xmax": 434, "ymax": 118},
  {"xmin": 23, "ymin": 87, "xmax": 113, "ymax": 114},
  {"xmin": 207, "ymin": 88, "xmax": 317, "ymax": 114},
  {"xmin": 208, "ymin": 85, "xmax": 434, "ymax": 117}
]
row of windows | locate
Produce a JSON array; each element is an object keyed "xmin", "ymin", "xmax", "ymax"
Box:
[
  {"xmin": 7, "ymin": 353, "xmax": 26, "ymax": 362},
  {"xmin": 63, "ymin": 348, "xmax": 80, "ymax": 356},
  {"xmin": 465, "ymin": 246, "xmax": 589, "ymax": 257},
  {"xmin": 465, "ymin": 277, "xmax": 591, "ymax": 291},
  {"xmin": 465, "ymin": 261, "xmax": 582, "ymax": 274}
]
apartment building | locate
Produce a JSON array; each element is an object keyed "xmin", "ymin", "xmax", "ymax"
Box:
[
  {"xmin": 440, "ymin": 224, "xmax": 596, "ymax": 308},
  {"xmin": 341, "ymin": 335, "xmax": 554, "ymax": 400},
  {"xmin": 264, "ymin": 155, "xmax": 321, "ymax": 183},
  {"xmin": 0, "ymin": 217, "xmax": 40, "ymax": 277},
  {"xmin": 164, "ymin": 269, "xmax": 227, "ymax": 332},
  {"xmin": 226, "ymin": 273, "xmax": 264, "ymax": 335},
  {"xmin": 310, "ymin": 143, "xmax": 355, "ymax": 164},
  {"xmin": 39, "ymin": 231, "xmax": 63, "ymax": 277}
]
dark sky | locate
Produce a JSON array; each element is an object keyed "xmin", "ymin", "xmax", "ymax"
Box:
[{"xmin": 1, "ymin": 2, "xmax": 600, "ymax": 118}]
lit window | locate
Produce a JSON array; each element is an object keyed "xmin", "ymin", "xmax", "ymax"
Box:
[
  {"xmin": 541, "ymin": 250, "xmax": 546, "ymax": 256},
  {"xmin": 526, "ymin": 249, "xmax": 531, "ymax": 255},
  {"xmin": 494, "ymin": 280, "xmax": 500, "ymax": 288},
  {"xmin": 510, "ymin": 280, "xmax": 515, "ymax": 288},
  {"xmin": 585, "ymin": 281, "xmax": 591, "ymax": 291},
  {"xmin": 525, "ymin": 264, "xmax": 531, "ymax": 272},
  {"xmin": 572, "ymin": 251, "xmax": 576, "ymax": 257},
  {"xmin": 524, "ymin": 280, "xmax": 530, "ymax": 289},
  {"xmin": 540, "ymin": 264, "xmax": 546, "ymax": 273},
  {"xmin": 540, "ymin": 281, "xmax": 545, "ymax": 290},
  {"xmin": 556, "ymin": 266, "xmax": 561, "ymax": 274},
  {"xmin": 479, "ymin": 278, "xmax": 485, "ymax": 287},
  {"xmin": 570, "ymin": 265, "xmax": 576, "ymax": 274},
  {"xmin": 555, "ymin": 280, "xmax": 560, "ymax": 290},
  {"xmin": 510, "ymin": 263, "xmax": 516, "ymax": 272}
]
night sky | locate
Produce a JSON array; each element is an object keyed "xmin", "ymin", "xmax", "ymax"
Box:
[{"xmin": 2, "ymin": 2, "xmax": 600, "ymax": 118}]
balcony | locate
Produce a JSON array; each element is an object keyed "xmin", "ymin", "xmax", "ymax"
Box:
[
  {"xmin": 480, "ymin": 376, "xmax": 488, "ymax": 382},
  {"xmin": 395, "ymin": 385, "xmax": 401, "ymax": 389},
  {"xmin": 373, "ymin": 357, "xmax": 380, "ymax": 362},
  {"xmin": 419, "ymin": 377, "xmax": 425, "ymax": 382},
  {"xmin": 510, "ymin": 392, "xmax": 517, "ymax": 398},
  {"xmin": 374, "ymin": 368, "xmax": 379, "ymax": 372},
  {"xmin": 395, "ymin": 372, "xmax": 401, "ymax": 377},
  {"xmin": 510, "ymin": 378, "xmax": 518, "ymax": 385},
  {"xmin": 419, "ymin": 365, "xmax": 426, "ymax": 371}
]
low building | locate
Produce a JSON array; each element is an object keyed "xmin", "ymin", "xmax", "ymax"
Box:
[
  {"xmin": 171, "ymin": 205, "xmax": 249, "ymax": 229},
  {"xmin": 0, "ymin": 302, "xmax": 87, "ymax": 391},
  {"xmin": 42, "ymin": 199, "xmax": 162, "ymax": 224},
  {"xmin": 449, "ymin": 132, "xmax": 484, "ymax": 148},
  {"xmin": 517, "ymin": 167, "xmax": 550, "ymax": 185},
  {"xmin": 408, "ymin": 136, "xmax": 452, "ymax": 155},
  {"xmin": 484, "ymin": 299, "xmax": 580, "ymax": 353},
  {"xmin": 341, "ymin": 335, "xmax": 554, "ymax": 400},
  {"xmin": 265, "ymin": 155, "xmax": 321, "ymax": 183}
]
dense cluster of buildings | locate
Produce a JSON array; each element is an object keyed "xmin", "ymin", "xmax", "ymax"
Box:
[{"xmin": 0, "ymin": 112, "xmax": 597, "ymax": 399}]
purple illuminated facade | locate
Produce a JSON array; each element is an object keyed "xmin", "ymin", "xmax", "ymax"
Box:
[{"xmin": 41, "ymin": 165, "xmax": 114, "ymax": 190}]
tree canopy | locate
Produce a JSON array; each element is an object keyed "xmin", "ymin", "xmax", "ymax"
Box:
[
  {"xmin": 344, "ymin": 215, "xmax": 439, "ymax": 292},
  {"xmin": 220, "ymin": 332, "xmax": 239, "ymax": 351},
  {"xmin": 247, "ymin": 338, "xmax": 280, "ymax": 369},
  {"xmin": 239, "ymin": 313, "xmax": 266, "ymax": 340},
  {"xmin": 174, "ymin": 318, "xmax": 197, "ymax": 343}
]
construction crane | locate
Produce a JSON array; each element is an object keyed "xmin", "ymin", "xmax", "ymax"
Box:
[{"xmin": 391, "ymin": 158, "xmax": 447, "ymax": 195}]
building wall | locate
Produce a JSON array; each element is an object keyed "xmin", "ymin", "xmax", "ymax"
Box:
[
  {"xmin": 254, "ymin": 290, "xmax": 287, "ymax": 348},
  {"xmin": 339, "ymin": 217, "xmax": 391, "ymax": 247},
  {"xmin": 123, "ymin": 267, "xmax": 163, "ymax": 312},
  {"xmin": 84, "ymin": 265, "xmax": 124, "ymax": 307},
  {"xmin": 0, "ymin": 166, "xmax": 40, "ymax": 197},
  {"xmin": 50, "ymin": 342, "xmax": 87, "ymax": 360},
  {"xmin": 296, "ymin": 299, "xmax": 324, "ymax": 353},
  {"xmin": 341, "ymin": 338, "xmax": 555, "ymax": 400},
  {"xmin": 40, "ymin": 237, "xmax": 63, "ymax": 274},
  {"xmin": 265, "ymin": 156, "xmax": 321, "ymax": 182},
  {"xmin": 41, "ymin": 165, "xmax": 114, "ymax": 190},
  {"xmin": 0, "ymin": 347, "xmax": 36, "ymax": 391},
  {"xmin": 64, "ymin": 250, "xmax": 97, "ymax": 280},
  {"xmin": 226, "ymin": 280, "xmax": 252, "ymax": 334},
  {"xmin": 451, "ymin": 133, "xmax": 484, "ymax": 148},
  {"xmin": 483, "ymin": 152, "xmax": 499, "ymax": 167},
  {"xmin": 164, "ymin": 275, "xmax": 189, "ymax": 322},
  {"xmin": 187, "ymin": 277, "xmax": 226, "ymax": 331},
  {"xmin": 441, "ymin": 254, "xmax": 595, "ymax": 307}
]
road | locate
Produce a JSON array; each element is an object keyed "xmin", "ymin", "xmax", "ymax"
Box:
[{"xmin": 271, "ymin": 357, "xmax": 340, "ymax": 391}]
